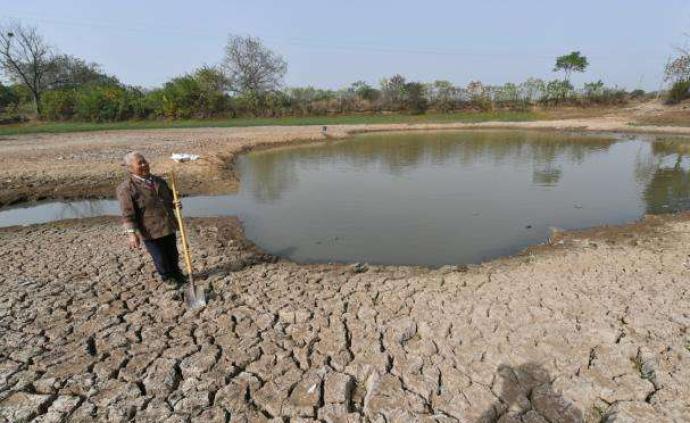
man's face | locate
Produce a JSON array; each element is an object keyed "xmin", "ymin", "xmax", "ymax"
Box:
[{"xmin": 129, "ymin": 155, "xmax": 150, "ymax": 177}]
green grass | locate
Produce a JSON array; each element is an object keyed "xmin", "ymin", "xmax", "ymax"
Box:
[{"xmin": 0, "ymin": 111, "xmax": 540, "ymax": 136}]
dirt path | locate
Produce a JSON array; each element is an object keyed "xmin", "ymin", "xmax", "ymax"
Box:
[
  {"xmin": 0, "ymin": 214, "xmax": 688, "ymax": 422},
  {"xmin": 1, "ymin": 103, "xmax": 690, "ymax": 207}
]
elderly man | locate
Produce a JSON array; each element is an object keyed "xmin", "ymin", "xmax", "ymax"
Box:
[{"xmin": 117, "ymin": 151, "xmax": 184, "ymax": 284}]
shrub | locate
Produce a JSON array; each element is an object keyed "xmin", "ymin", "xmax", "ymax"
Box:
[
  {"xmin": 41, "ymin": 89, "xmax": 77, "ymax": 120},
  {"xmin": 350, "ymin": 81, "xmax": 379, "ymax": 102},
  {"xmin": 194, "ymin": 66, "xmax": 229, "ymax": 117},
  {"xmin": 159, "ymin": 76, "xmax": 202, "ymax": 119},
  {"xmin": 429, "ymin": 80, "xmax": 458, "ymax": 112},
  {"xmin": 583, "ymin": 80, "xmax": 605, "ymax": 101},
  {"xmin": 232, "ymin": 92, "xmax": 262, "ymax": 117},
  {"xmin": 543, "ymin": 80, "xmax": 573, "ymax": 105},
  {"xmin": 149, "ymin": 68, "xmax": 229, "ymax": 119},
  {"xmin": 581, "ymin": 81, "xmax": 627, "ymax": 105},
  {"xmin": 666, "ymin": 80, "xmax": 690, "ymax": 104},
  {"xmin": 143, "ymin": 89, "xmax": 166, "ymax": 118},
  {"xmin": 380, "ymin": 75, "xmax": 408, "ymax": 111},
  {"xmin": 121, "ymin": 87, "xmax": 153, "ymax": 120},
  {"xmin": 75, "ymin": 85, "xmax": 125, "ymax": 121},
  {"xmin": 404, "ymin": 82, "xmax": 428, "ymax": 114},
  {"xmin": 630, "ymin": 89, "xmax": 646, "ymax": 99},
  {"xmin": 0, "ymin": 83, "xmax": 20, "ymax": 113},
  {"xmin": 70, "ymin": 85, "xmax": 152, "ymax": 122},
  {"xmin": 263, "ymin": 91, "xmax": 291, "ymax": 117},
  {"xmin": 601, "ymin": 88, "xmax": 627, "ymax": 105}
]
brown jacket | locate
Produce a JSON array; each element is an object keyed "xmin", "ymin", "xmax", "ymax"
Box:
[{"xmin": 116, "ymin": 174, "xmax": 178, "ymax": 240}]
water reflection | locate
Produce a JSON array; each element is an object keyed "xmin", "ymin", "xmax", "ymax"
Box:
[
  {"xmin": 637, "ymin": 139, "xmax": 690, "ymax": 213},
  {"xmin": 243, "ymin": 149, "xmax": 300, "ymax": 203},
  {"xmin": 232, "ymin": 130, "xmax": 666, "ymax": 265},
  {"xmin": 532, "ymin": 167, "xmax": 562, "ymax": 186},
  {"xmin": 242, "ymin": 131, "xmax": 615, "ymax": 202},
  {"xmin": 0, "ymin": 200, "xmax": 120, "ymax": 227},
  {"xmin": 57, "ymin": 201, "xmax": 111, "ymax": 219},
  {"xmin": 3, "ymin": 131, "xmax": 690, "ymax": 266}
]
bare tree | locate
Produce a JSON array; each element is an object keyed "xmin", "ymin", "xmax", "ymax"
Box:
[
  {"xmin": 0, "ymin": 22, "xmax": 54, "ymax": 114},
  {"xmin": 379, "ymin": 74, "xmax": 407, "ymax": 110},
  {"xmin": 222, "ymin": 35, "xmax": 287, "ymax": 97},
  {"xmin": 46, "ymin": 55, "xmax": 118, "ymax": 89},
  {"xmin": 664, "ymin": 48, "xmax": 690, "ymax": 83}
]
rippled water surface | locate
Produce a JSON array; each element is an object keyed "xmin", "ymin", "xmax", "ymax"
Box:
[{"xmin": 2, "ymin": 130, "xmax": 690, "ymax": 266}]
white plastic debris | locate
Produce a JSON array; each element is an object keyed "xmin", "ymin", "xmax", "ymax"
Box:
[{"xmin": 171, "ymin": 153, "xmax": 200, "ymax": 163}]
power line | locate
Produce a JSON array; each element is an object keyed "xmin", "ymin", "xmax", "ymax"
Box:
[{"xmin": 1, "ymin": 11, "xmax": 657, "ymax": 62}]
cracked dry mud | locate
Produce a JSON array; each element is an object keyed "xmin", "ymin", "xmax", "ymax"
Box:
[{"xmin": 1, "ymin": 215, "xmax": 689, "ymax": 422}]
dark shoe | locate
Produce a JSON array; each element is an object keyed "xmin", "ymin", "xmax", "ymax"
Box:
[
  {"xmin": 159, "ymin": 274, "xmax": 179, "ymax": 286},
  {"xmin": 172, "ymin": 272, "xmax": 188, "ymax": 285}
]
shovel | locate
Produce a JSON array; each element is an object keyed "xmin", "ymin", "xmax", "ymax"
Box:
[{"xmin": 170, "ymin": 171, "xmax": 206, "ymax": 308}]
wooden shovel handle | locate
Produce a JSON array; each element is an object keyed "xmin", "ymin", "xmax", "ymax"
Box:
[{"xmin": 170, "ymin": 171, "xmax": 194, "ymax": 279}]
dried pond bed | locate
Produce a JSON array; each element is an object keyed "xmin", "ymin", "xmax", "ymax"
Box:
[{"xmin": 0, "ymin": 214, "xmax": 688, "ymax": 421}]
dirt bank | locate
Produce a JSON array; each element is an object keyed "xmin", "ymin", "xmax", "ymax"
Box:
[
  {"xmin": 1, "ymin": 213, "xmax": 689, "ymax": 421},
  {"xmin": 2, "ymin": 102, "xmax": 690, "ymax": 208}
]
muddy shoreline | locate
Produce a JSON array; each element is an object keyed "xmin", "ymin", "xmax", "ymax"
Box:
[{"xmin": 2, "ymin": 112, "xmax": 690, "ymax": 208}]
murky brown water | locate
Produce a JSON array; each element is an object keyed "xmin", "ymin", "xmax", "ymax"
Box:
[{"xmin": 2, "ymin": 130, "xmax": 690, "ymax": 266}]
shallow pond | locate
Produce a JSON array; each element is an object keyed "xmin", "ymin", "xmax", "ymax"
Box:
[{"xmin": 2, "ymin": 130, "xmax": 690, "ymax": 266}]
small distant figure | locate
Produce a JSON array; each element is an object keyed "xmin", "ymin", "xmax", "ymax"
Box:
[{"xmin": 321, "ymin": 125, "xmax": 332, "ymax": 140}]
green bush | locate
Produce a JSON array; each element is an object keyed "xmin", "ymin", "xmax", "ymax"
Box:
[
  {"xmin": 143, "ymin": 89, "xmax": 166, "ymax": 118},
  {"xmin": 0, "ymin": 83, "xmax": 20, "ymax": 113},
  {"xmin": 351, "ymin": 81, "xmax": 379, "ymax": 102},
  {"xmin": 149, "ymin": 69, "xmax": 228, "ymax": 119},
  {"xmin": 75, "ymin": 85, "xmax": 123, "ymax": 121},
  {"xmin": 403, "ymin": 82, "xmax": 428, "ymax": 114},
  {"xmin": 263, "ymin": 91, "xmax": 290, "ymax": 117},
  {"xmin": 583, "ymin": 80, "xmax": 605, "ymax": 102},
  {"xmin": 9, "ymin": 84, "xmax": 33, "ymax": 106},
  {"xmin": 543, "ymin": 80, "xmax": 574, "ymax": 105},
  {"xmin": 469, "ymin": 95, "xmax": 494, "ymax": 112},
  {"xmin": 41, "ymin": 89, "xmax": 77, "ymax": 120},
  {"xmin": 121, "ymin": 87, "xmax": 153, "ymax": 120},
  {"xmin": 232, "ymin": 92, "xmax": 263, "ymax": 117},
  {"xmin": 601, "ymin": 88, "xmax": 627, "ymax": 105},
  {"xmin": 630, "ymin": 89, "xmax": 646, "ymax": 99},
  {"xmin": 194, "ymin": 66, "xmax": 230, "ymax": 116},
  {"xmin": 162, "ymin": 76, "xmax": 202, "ymax": 119},
  {"xmin": 71, "ymin": 85, "xmax": 152, "ymax": 122},
  {"xmin": 666, "ymin": 80, "xmax": 690, "ymax": 104},
  {"xmin": 581, "ymin": 81, "xmax": 628, "ymax": 105}
]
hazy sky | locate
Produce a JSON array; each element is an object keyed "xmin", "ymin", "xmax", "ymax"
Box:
[{"xmin": 3, "ymin": 0, "xmax": 690, "ymax": 90}]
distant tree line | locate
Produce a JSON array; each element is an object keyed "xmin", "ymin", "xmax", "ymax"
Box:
[{"xmin": 0, "ymin": 23, "xmax": 654, "ymax": 123}]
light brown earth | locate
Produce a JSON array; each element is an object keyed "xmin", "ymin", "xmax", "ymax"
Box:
[
  {"xmin": 1, "ymin": 101, "xmax": 690, "ymax": 422},
  {"xmin": 1, "ymin": 214, "xmax": 689, "ymax": 422}
]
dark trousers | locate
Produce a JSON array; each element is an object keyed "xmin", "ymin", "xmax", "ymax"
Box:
[{"xmin": 143, "ymin": 233, "xmax": 181, "ymax": 278}]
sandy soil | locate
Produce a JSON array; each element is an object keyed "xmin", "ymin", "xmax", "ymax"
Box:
[
  {"xmin": 1, "ymin": 101, "xmax": 690, "ymax": 208},
  {"xmin": 0, "ymin": 213, "xmax": 688, "ymax": 422}
]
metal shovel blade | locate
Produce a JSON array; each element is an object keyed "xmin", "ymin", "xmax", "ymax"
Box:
[{"xmin": 184, "ymin": 277, "xmax": 206, "ymax": 309}]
